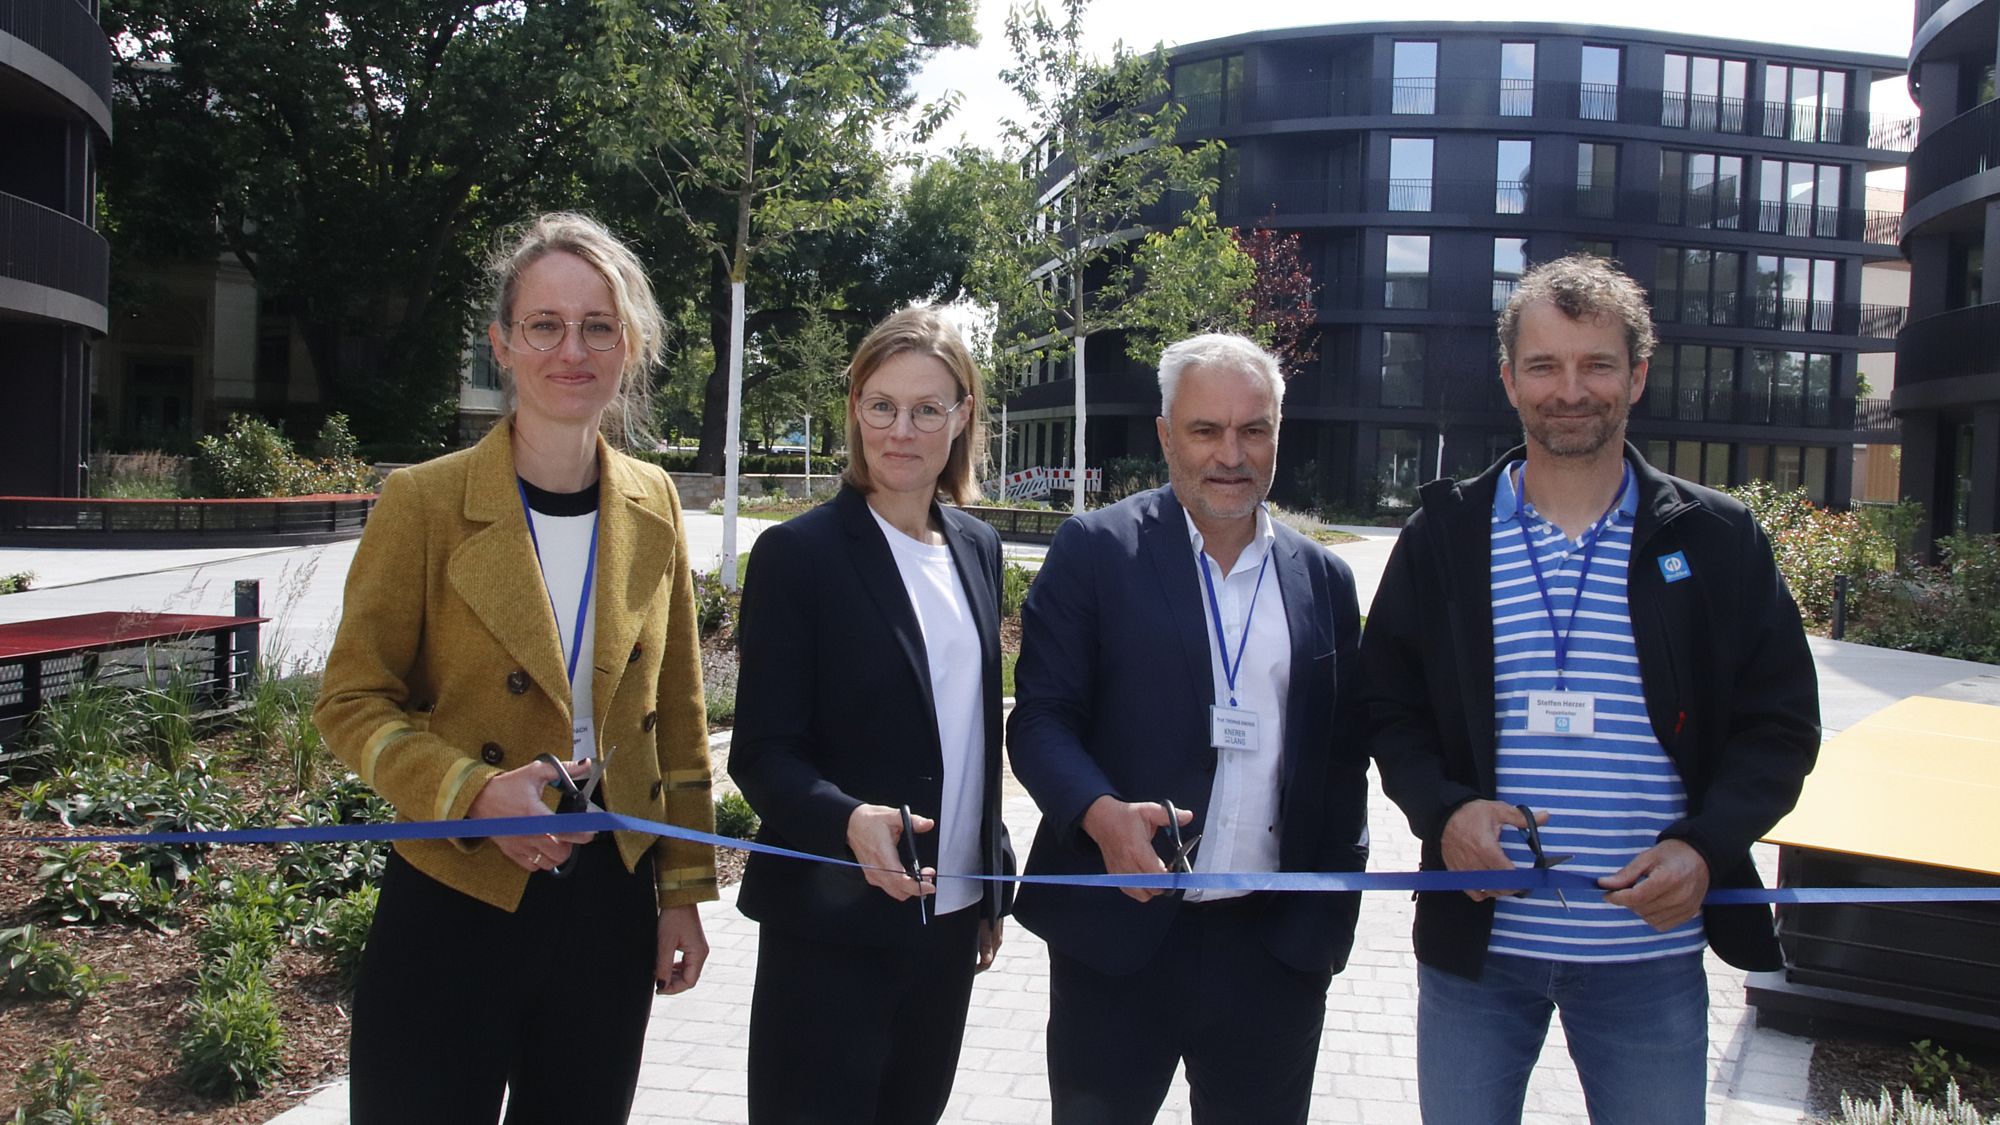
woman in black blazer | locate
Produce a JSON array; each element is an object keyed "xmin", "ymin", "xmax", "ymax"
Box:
[{"xmin": 730, "ymin": 306, "xmax": 1013, "ymax": 1124}]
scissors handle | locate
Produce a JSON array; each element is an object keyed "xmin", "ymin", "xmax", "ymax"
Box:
[
  {"xmin": 536, "ymin": 753, "xmax": 586, "ymax": 877},
  {"xmin": 898, "ymin": 804, "xmax": 929, "ymax": 926}
]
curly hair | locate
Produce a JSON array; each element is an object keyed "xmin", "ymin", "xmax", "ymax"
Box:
[{"xmin": 1496, "ymin": 254, "xmax": 1657, "ymax": 369}]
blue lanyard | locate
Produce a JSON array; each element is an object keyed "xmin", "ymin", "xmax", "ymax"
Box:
[
  {"xmin": 516, "ymin": 480, "xmax": 599, "ymax": 690},
  {"xmin": 1513, "ymin": 465, "xmax": 1628, "ymax": 691},
  {"xmin": 1196, "ymin": 534, "xmax": 1271, "ymax": 709}
]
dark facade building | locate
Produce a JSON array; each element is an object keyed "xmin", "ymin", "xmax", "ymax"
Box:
[
  {"xmin": 1899, "ymin": 0, "xmax": 2000, "ymax": 549},
  {"xmin": 1003, "ymin": 22, "xmax": 1912, "ymax": 512},
  {"xmin": 1, "ymin": 0, "xmax": 110, "ymax": 496}
]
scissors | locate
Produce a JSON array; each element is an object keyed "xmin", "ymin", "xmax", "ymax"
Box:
[
  {"xmin": 1159, "ymin": 800, "xmax": 1202, "ymax": 893},
  {"xmin": 1512, "ymin": 803, "xmax": 1573, "ymax": 910},
  {"xmin": 899, "ymin": 804, "xmax": 930, "ymax": 926},
  {"xmin": 533, "ymin": 744, "xmax": 616, "ymax": 878}
]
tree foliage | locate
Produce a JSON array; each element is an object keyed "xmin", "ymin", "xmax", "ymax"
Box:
[
  {"xmin": 1118, "ymin": 196, "xmax": 1256, "ymax": 366},
  {"xmin": 1235, "ymin": 219, "xmax": 1322, "ymax": 377}
]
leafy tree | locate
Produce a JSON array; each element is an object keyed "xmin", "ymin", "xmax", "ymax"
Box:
[
  {"xmin": 1236, "ymin": 219, "xmax": 1322, "ymax": 377},
  {"xmin": 995, "ymin": 0, "xmax": 1217, "ymax": 511},
  {"xmin": 103, "ymin": 0, "xmax": 609, "ymax": 454},
  {"xmin": 1118, "ymin": 196, "xmax": 1256, "ymax": 367},
  {"xmin": 583, "ymin": 0, "xmax": 973, "ymax": 585}
]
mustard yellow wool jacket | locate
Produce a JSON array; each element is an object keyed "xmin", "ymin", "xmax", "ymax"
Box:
[{"xmin": 314, "ymin": 422, "xmax": 717, "ymax": 911}]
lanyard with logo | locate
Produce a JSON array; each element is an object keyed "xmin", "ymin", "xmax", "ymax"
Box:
[
  {"xmin": 517, "ymin": 480, "xmax": 599, "ymax": 757},
  {"xmin": 1197, "ymin": 534, "xmax": 1271, "ymax": 752},
  {"xmin": 1513, "ymin": 464, "xmax": 1627, "ymax": 737}
]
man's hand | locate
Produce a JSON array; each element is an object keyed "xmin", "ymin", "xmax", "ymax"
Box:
[
  {"xmin": 1080, "ymin": 796, "xmax": 1194, "ymax": 903},
  {"xmin": 1440, "ymin": 800, "xmax": 1546, "ymax": 901},
  {"xmin": 1599, "ymin": 839, "xmax": 1709, "ymax": 930},
  {"xmin": 846, "ymin": 804, "xmax": 936, "ymax": 902},
  {"xmin": 975, "ymin": 917, "xmax": 1004, "ymax": 973}
]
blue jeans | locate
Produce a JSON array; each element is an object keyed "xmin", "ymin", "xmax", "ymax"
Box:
[{"xmin": 1417, "ymin": 952, "xmax": 1708, "ymax": 1125}]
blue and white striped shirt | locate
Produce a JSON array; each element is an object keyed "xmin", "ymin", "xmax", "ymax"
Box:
[{"xmin": 1487, "ymin": 461, "xmax": 1705, "ymax": 962}]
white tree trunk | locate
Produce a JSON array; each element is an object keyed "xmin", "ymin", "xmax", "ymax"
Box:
[
  {"xmin": 721, "ymin": 279, "xmax": 746, "ymax": 591},
  {"xmin": 1072, "ymin": 332, "xmax": 1088, "ymax": 513},
  {"xmin": 804, "ymin": 411, "xmax": 812, "ymax": 496},
  {"xmin": 999, "ymin": 397, "xmax": 1009, "ymax": 494}
]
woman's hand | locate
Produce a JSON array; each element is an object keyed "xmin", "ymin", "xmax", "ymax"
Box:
[
  {"xmin": 467, "ymin": 757, "xmax": 596, "ymax": 873},
  {"xmin": 846, "ymin": 804, "xmax": 936, "ymax": 902},
  {"xmin": 975, "ymin": 917, "xmax": 1004, "ymax": 973},
  {"xmin": 655, "ymin": 904, "xmax": 709, "ymax": 995}
]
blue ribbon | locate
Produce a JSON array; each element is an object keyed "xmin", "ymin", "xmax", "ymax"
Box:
[{"xmin": 19, "ymin": 813, "xmax": 2000, "ymax": 905}]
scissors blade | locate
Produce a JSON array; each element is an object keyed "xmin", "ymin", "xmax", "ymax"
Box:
[{"xmin": 578, "ymin": 744, "xmax": 617, "ymax": 806}]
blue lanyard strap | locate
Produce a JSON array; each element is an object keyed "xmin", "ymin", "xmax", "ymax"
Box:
[
  {"xmin": 1513, "ymin": 465, "xmax": 1628, "ymax": 691},
  {"xmin": 516, "ymin": 480, "xmax": 599, "ymax": 690},
  {"xmin": 1197, "ymin": 533, "xmax": 1271, "ymax": 709}
]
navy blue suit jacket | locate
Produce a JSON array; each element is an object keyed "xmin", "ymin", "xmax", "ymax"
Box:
[{"xmin": 1007, "ymin": 486, "xmax": 1369, "ymax": 976}]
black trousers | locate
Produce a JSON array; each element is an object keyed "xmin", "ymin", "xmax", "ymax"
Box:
[
  {"xmin": 1046, "ymin": 895, "xmax": 1333, "ymax": 1125},
  {"xmin": 747, "ymin": 904, "xmax": 981, "ymax": 1125},
  {"xmin": 349, "ymin": 837, "xmax": 658, "ymax": 1125}
]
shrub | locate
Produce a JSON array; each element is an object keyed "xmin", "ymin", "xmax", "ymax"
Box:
[
  {"xmin": 0, "ymin": 925, "xmax": 109, "ymax": 1007},
  {"xmin": 34, "ymin": 845, "xmax": 182, "ymax": 930},
  {"xmin": 714, "ymin": 790, "xmax": 760, "ymax": 838},
  {"xmin": 320, "ymin": 884, "xmax": 377, "ymax": 993},
  {"xmin": 88, "ymin": 449, "xmax": 186, "ymax": 499},
  {"xmin": 191, "ymin": 414, "xmax": 376, "ymax": 498},
  {"xmin": 1833, "ymin": 1081, "xmax": 1991, "ymax": 1125},
  {"xmin": 693, "ymin": 568, "xmax": 735, "ymax": 636},
  {"xmin": 8, "ymin": 1042, "xmax": 108, "ymax": 1125},
  {"xmin": 19, "ymin": 682, "xmax": 125, "ymax": 774},
  {"xmin": 705, "ymin": 687, "xmax": 737, "ymax": 728},
  {"xmin": 0, "ymin": 571, "xmax": 34, "ymax": 594},
  {"xmin": 194, "ymin": 901, "xmax": 282, "ymax": 968},
  {"xmin": 177, "ymin": 973, "xmax": 285, "ymax": 1101},
  {"xmin": 1726, "ymin": 482, "xmax": 1890, "ymax": 624},
  {"xmin": 1849, "ymin": 534, "xmax": 2000, "ymax": 664},
  {"xmin": 1101, "ymin": 455, "xmax": 1166, "ymax": 502},
  {"xmin": 1001, "ymin": 562, "xmax": 1033, "ymax": 618}
]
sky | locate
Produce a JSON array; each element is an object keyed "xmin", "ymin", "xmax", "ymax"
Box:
[{"xmin": 903, "ymin": 0, "xmax": 1923, "ymax": 157}]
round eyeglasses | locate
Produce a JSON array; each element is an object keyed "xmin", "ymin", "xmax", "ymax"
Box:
[
  {"xmin": 857, "ymin": 395, "xmax": 967, "ymax": 434},
  {"xmin": 513, "ymin": 314, "xmax": 625, "ymax": 352}
]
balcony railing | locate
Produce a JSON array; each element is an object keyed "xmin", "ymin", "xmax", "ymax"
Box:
[
  {"xmin": 1383, "ymin": 277, "xmax": 1430, "ymax": 309},
  {"xmin": 1896, "ymin": 303, "xmax": 2000, "ymax": 387},
  {"xmin": 1755, "ymin": 200, "xmax": 1843, "ymax": 239},
  {"xmin": 1906, "ymin": 98, "xmax": 2000, "ymax": 204},
  {"xmin": 1660, "ymin": 91, "xmax": 1749, "ymax": 134},
  {"xmin": 1853, "ymin": 398, "xmax": 1899, "ymax": 433},
  {"xmin": 1492, "ymin": 278, "xmax": 1521, "ymax": 312},
  {"xmin": 1863, "ymin": 209, "xmax": 1903, "ymax": 245},
  {"xmin": 0, "ymin": 0, "xmax": 112, "ymax": 113},
  {"xmin": 0, "ymin": 192, "xmax": 109, "ymax": 310}
]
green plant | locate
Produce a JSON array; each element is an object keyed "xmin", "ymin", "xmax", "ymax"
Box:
[
  {"xmin": 320, "ymin": 883, "xmax": 377, "ymax": 993},
  {"xmin": 283, "ymin": 707, "xmax": 328, "ymax": 793},
  {"xmin": 177, "ymin": 973, "xmax": 285, "ymax": 1101},
  {"xmin": 0, "ymin": 925, "xmax": 110, "ymax": 1007},
  {"xmin": 34, "ymin": 845, "xmax": 182, "ymax": 930},
  {"xmin": 0, "ymin": 571, "xmax": 35, "ymax": 594},
  {"xmin": 693, "ymin": 568, "xmax": 736, "ymax": 636},
  {"xmin": 88, "ymin": 448, "xmax": 186, "ymax": 499},
  {"xmin": 1727, "ymin": 482, "xmax": 1892, "ymax": 624},
  {"xmin": 706, "ymin": 687, "xmax": 737, "ymax": 727},
  {"xmin": 1850, "ymin": 534, "xmax": 2000, "ymax": 664},
  {"xmin": 195, "ymin": 901, "xmax": 282, "ymax": 968},
  {"xmin": 8, "ymin": 1042, "xmax": 108, "ymax": 1125},
  {"xmin": 19, "ymin": 682, "xmax": 126, "ymax": 773},
  {"xmin": 132, "ymin": 654, "xmax": 200, "ymax": 771},
  {"xmin": 191, "ymin": 413, "xmax": 375, "ymax": 498},
  {"xmin": 714, "ymin": 790, "xmax": 760, "ymax": 838},
  {"xmin": 1001, "ymin": 562, "xmax": 1033, "ymax": 619},
  {"xmin": 1101, "ymin": 455, "xmax": 1167, "ymax": 502},
  {"xmin": 1911, "ymin": 1041, "xmax": 1998, "ymax": 1104},
  {"xmin": 1834, "ymin": 1081, "xmax": 1991, "ymax": 1125}
]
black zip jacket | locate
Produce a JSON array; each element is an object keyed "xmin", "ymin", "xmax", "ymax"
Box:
[{"xmin": 1361, "ymin": 444, "xmax": 1821, "ymax": 979}]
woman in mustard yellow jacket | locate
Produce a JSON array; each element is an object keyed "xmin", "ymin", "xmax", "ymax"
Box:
[{"xmin": 314, "ymin": 212, "xmax": 716, "ymax": 1125}]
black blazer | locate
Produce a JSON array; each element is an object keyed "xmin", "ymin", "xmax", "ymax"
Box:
[
  {"xmin": 1007, "ymin": 486, "xmax": 1370, "ymax": 976},
  {"xmin": 731, "ymin": 485, "xmax": 1014, "ymax": 947}
]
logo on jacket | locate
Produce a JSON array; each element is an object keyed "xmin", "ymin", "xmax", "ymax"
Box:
[{"xmin": 1658, "ymin": 552, "xmax": 1692, "ymax": 583}]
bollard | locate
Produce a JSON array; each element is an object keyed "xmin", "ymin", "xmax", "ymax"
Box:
[
  {"xmin": 234, "ymin": 579, "xmax": 262, "ymax": 696},
  {"xmin": 1830, "ymin": 573, "xmax": 1848, "ymax": 641}
]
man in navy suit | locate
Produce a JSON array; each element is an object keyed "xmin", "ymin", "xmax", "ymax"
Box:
[{"xmin": 1009, "ymin": 333, "xmax": 1370, "ymax": 1125}]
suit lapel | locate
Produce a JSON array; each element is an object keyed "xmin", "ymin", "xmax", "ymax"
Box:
[
  {"xmin": 1271, "ymin": 526, "xmax": 1319, "ymax": 792},
  {"xmin": 590, "ymin": 446, "xmax": 676, "ymax": 734},
  {"xmin": 1144, "ymin": 487, "xmax": 1217, "ymax": 712},
  {"xmin": 837, "ymin": 489, "xmax": 939, "ymax": 743},
  {"xmin": 448, "ymin": 424, "xmax": 571, "ymax": 716}
]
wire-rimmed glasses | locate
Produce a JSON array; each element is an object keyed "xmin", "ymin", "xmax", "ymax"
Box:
[
  {"xmin": 513, "ymin": 313, "xmax": 625, "ymax": 352},
  {"xmin": 856, "ymin": 395, "xmax": 967, "ymax": 434}
]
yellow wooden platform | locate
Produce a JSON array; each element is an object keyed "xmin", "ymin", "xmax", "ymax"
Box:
[{"xmin": 1765, "ymin": 695, "xmax": 2000, "ymax": 877}]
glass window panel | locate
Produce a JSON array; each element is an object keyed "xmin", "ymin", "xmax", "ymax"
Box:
[
  {"xmin": 1746, "ymin": 443, "xmax": 1770, "ymax": 482},
  {"xmin": 1394, "ymin": 42, "xmax": 1438, "ymax": 114},
  {"xmin": 1713, "ymin": 250, "xmax": 1740, "ymax": 326},
  {"xmin": 1385, "ymin": 235, "xmax": 1431, "ymax": 309},
  {"xmin": 1704, "ymin": 442, "xmax": 1731, "ymax": 487},
  {"xmin": 1663, "ymin": 54, "xmax": 1688, "ymax": 127},
  {"xmin": 1501, "ymin": 43, "xmax": 1536, "ymax": 115},
  {"xmin": 1747, "ymin": 350, "xmax": 1775, "ymax": 421},
  {"xmin": 1647, "ymin": 440, "xmax": 1673, "ymax": 470},
  {"xmin": 1378, "ymin": 429, "xmax": 1424, "ymax": 509},
  {"xmin": 1684, "ymin": 249, "xmax": 1712, "ymax": 325},
  {"xmin": 1678, "ymin": 347, "xmax": 1706, "ymax": 420},
  {"xmin": 1774, "ymin": 446, "xmax": 1803, "ymax": 491},
  {"xmin": 1805, "ymin": 446, "xmax": 1829, "ymax": 504},
  {"xmin": 1806, "ymin": 353, "xmax": 1833, "ymax": 425},
  {"xmin": 1648, "ymin": 345, "xmax": 1677, "ymax": 417},
  {"xmin": 1722, "ymin": 61, "xmax": 1747, "ymax": 131},
  {"xmin": 1773, "ymin": 352, "xmax": 1804, "ymax": 423},
  {"xmin": 1816, "ymin": 166, "xmax": 1841, "ymax": 236},
  {"xmin": 1675, "ymin": 441, "xmax": 1702, "ymax": 477},
  {"xmin": 1493, "ymin": 237, "xmax": 1527, "ymax": 311},
  {"xmin": 1691, "ymin": 56, "xmax": 1721, "ymax": 130},
  {"xmin": 1759, "ymin": 161, "xmax": 1784, "ymax": 233},
  {"xmin": 1390, "ymin": 138, "xmax": 1434, "ymax": 211},
  {"xmin": 1655, "ymin": 248, "xmax": 1681, "ymax": 323},
  {"xmin": 1382, "ymin": 332, "xmax": 1426, "ymax": 407},
  {"xmin": 1581, "ymin": 46, "xmax": 1621, "ymax": 120},
  {"xmin": 1497, "ymin": 139, "xmax": 1532, "ymax": 213},
  {"xmin": 1709, "ymin": 348, "xmax": 1735, "ymax": 419}
]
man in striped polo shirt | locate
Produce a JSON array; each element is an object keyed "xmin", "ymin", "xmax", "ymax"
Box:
[{"xmin": 1361, "ymin": 255, "xmax": 1820, "ymax": 1125}]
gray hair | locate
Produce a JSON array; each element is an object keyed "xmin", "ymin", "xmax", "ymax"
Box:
[{"xmin": 1157, "ymin": 334, "xmax": 1286, "ymax": 421}]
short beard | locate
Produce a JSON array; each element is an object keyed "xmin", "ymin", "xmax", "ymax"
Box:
[{"xmin": 1522, "ymin": 402, "xmax": 1627, "ymax": 458}]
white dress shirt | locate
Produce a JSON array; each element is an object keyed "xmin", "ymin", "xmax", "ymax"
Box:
[{"xmin": 1182, "ymin": 505, "xmax": 1290, "ymax": 902}]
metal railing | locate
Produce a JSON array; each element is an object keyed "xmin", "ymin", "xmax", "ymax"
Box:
[
  {"xmin": 1863, "ymin": 209, "xmax": 1903, "ymax": 245},
  {"xmin": 1658, "ymin": 188, "xmax": 1746, "ymax": 231},
  {"xmin": 0, "ymin": 0, "xmax": 112, "ymax": 111},
  {"xmin": 1383, "ymin": 277, "xmax": 1430, "ymax": 309},
  {"xmin": 1907, "ymin": 98, "xmax": 2000, "ymax": 203},
  {"xmin": 1896, "ymin": 303, "xmax": 2000, "ymax": 386},
  {"xmin": 0, "ymin": 494, "xmax": 376, "ymax": 545},
  {"xmin": 1660, "ymin": 91, "xmax": 1749, "ymax": 134},
  {"xmin": 1853, "ymin": 398, "xmax": 1899, "ymax": 432},
  {"xmin": 0, "ymin": 192, "xmax": 108, "ymax": 308},
  {"xmin": 1755, "ymin": 200, "xmax": 1844, "ymax": 239}
]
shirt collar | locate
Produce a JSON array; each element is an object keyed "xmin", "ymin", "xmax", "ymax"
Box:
[
  {"xmin": 1491, "ymin": 460, "xmax": 1638, "ymax": 528},
  {"xmin": 1185, "ymin": 503, "xmax": 1276, "ymax": 574}
]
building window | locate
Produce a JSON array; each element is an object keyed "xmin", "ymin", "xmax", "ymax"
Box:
[
  {"xmin": 1580, "ymin": 45, "xmax": 1621, "ymax": 121},
  {"xmin": 1765, "ymin": 65, "xmax": 1849, "ymax": 143},
  {"xmin": 1378, "ymin": 428, "xmax": 1425, "ymax": 509},
  {"xmin": 1496, "ymin": 139, "xmax": 1532, "ymax": 214},
  {"xmin": 1655, "ymin": 247, "xmax": 1743, "ymax": 327},
  {"xmin": 1757, "ymin": 160, "xmax": 1841, "ymax": 237},
  {"xmin": 1389, "ymin": 138, "xmax": 1434, "ymax": 212},
  {"xmin": 1381, "ymin": 331, "xmax": 1425, "ymax": 407},
  {"xmin": 1576, "ymin": 142, "xmax": 1617, "ymax": 219},
  {"xmin": 1662, "ymin": 53, "xmax": 1748, "ymax": 132},
  {"xmin": 1573, "ymin": 238, "xmax": 1616, "ymax": 261},
  {"xmin": 1746, "ymin": 351, "xmax": 1836, "ymax": 426},
  {"xmin": 1752, "ymin": 256, "xmax": 1838, "ymax": 332},
  {"xmin": 1385, "ymin": 235, "xmax": 1431, "ymax": 309},
  {"xmin": 1950, "ymin": 238, "xmax": 1984, "ymax": 309},
  {"xmin": 469, "ymin": 338, "xmax": 503, "ymax": 390},
  {"xmin": 1493, "ymin": 237, "xmax": 1527, "ymax": 312},
  {"xmin": 1645, "ymin": 344, "xmax": 1735, "ymax": 421},
  {"xmin": 1647, "ymin": 439, "xmax": 1734, "ymax": 486},
  {"xmin": 1500, "ymin": 42, "xmax": 1536, "ymax": 116},
  {"xmin": 1394, "ymin": 41, "xmax": 1438, "ymax": 114},
  {"xmin": 1173, "ymin": 55, "xmax": 1244, "ymax": 131},
  {"xmin": 1658, "ymin": 150, "xmax": 1743, "ymax": 229},
  {"xmin": 1744, "ymin": 443, "xmax": 1831, "ymax": 503}
]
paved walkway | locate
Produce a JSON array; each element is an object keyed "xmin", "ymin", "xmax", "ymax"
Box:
[{"xmin": 4, "ymin": 514, "xmax": 1990, "ymax": 1124}]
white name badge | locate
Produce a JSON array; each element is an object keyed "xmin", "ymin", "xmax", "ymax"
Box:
[
  {"xmin": 1526, "ymin": 692, "xmax": 1598, "ymax": 737},
  {"xmin": 572, "ymin": 717, "xmax": 596, "ymax": 761},
  {"xmin": 1210, "ymin": 705, "xmax": 1262, "ymax": 752}
]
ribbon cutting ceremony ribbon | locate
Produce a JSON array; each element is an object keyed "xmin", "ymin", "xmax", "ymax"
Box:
[{"xmin": 18, "ymin": 812, "xmax": 2000, "ymax": 905}]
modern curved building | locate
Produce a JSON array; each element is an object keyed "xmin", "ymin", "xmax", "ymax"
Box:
[
  {"xmin": 1002, "ymin": 22, "xmax": 1912, "ymax": 512},
  {"xmin": 1899, "ymin": 0, "xmax": 2000, "ymax": 550},
  {"xmin": 0, "ymin": 0, "xmax": 109, "ymax": 497}
]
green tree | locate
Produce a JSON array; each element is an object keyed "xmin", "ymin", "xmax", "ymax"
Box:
[
  {"xmin": 583, "ymin": 0, "xmax": 974, "ymax": 586},
  {"xmin": 994, "ymin": 0, "xmax": 1217, "ymax": 510},
  {"xmin": 1118, "ymin": 195, "xmax": 1257, "ymax": 367},
  {"xmin": 104, "ymin": 0, "xmax": 606, "ymax": 454}
]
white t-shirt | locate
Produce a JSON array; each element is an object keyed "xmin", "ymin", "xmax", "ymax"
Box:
[
  {"xmin": 521, "ymin": 480, "xmax": 599, "ymax": 763},
  {"xmin": 869, "ymin": 506, "xmax": 985, "ymax": 916}
]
